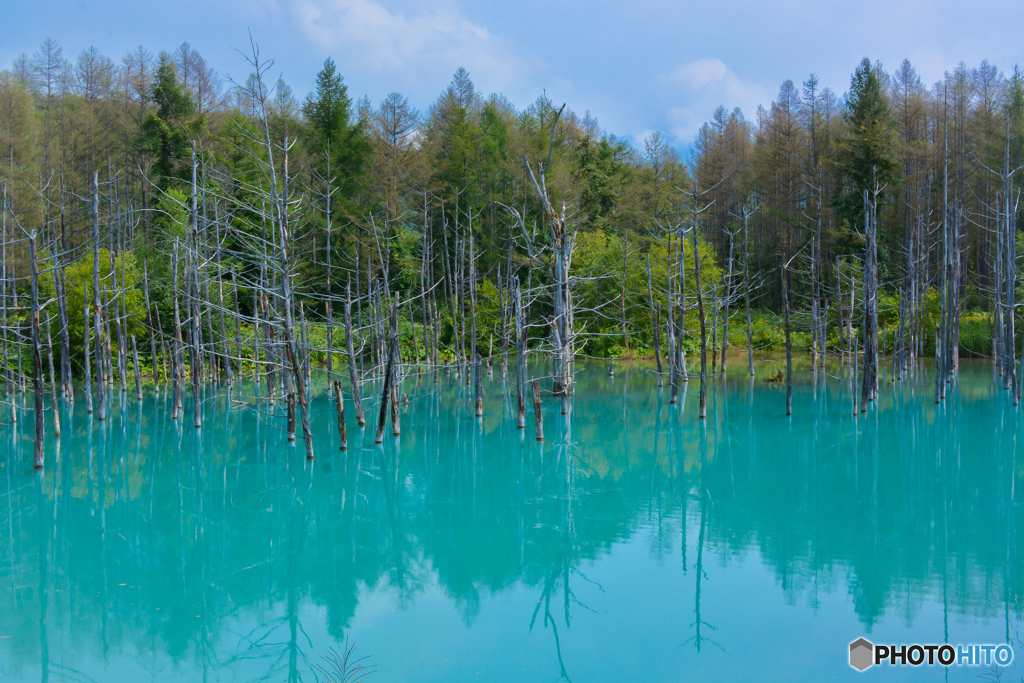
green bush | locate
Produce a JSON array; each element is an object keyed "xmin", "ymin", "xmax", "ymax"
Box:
[{"xmin": 959, "ymin": 312, "xmax": 993, "ymax": 357}]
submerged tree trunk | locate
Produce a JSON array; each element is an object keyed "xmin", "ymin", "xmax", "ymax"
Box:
[
  {"xmin": 334, "ymin": 381, "xmax": 347, "ymax": 451},
  {"xmin": 533, "ymin": 381, "xmax": 543, "ymax": 441},
  {"xmin": 475, "ymin": 354, "xmax": 483, "ymax": 417}
]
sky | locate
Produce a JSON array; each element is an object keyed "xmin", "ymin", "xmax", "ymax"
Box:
[{"xmin": 3, "ymin": 0, "xmax": 1023, "ymax": 150}]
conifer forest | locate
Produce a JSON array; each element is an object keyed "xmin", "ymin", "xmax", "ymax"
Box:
[
  {"xmin": 0, "ymin": 34, "xmax": 1023, "ymax": 683},
  {"xmin": 1, "ymin": 39, "xmax": 1021, "ymax": 460}
]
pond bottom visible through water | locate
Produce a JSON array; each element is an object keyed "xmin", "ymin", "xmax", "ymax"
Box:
[{"xmin": 0, "ymin": 356, "xmax": 1021, "ymax": 682}]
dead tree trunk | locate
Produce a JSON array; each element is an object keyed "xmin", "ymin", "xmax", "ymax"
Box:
[
  {"xmin": 390, "ymin": 296, "xmax": 402, "ymax": 437},
  {"xmin": 691, "ymin": 220, "xmax": 708, "ymax": 420},
  {"xmin": 345, "ymin": 277, "xmax": 365, "ymax": 426},
  {"xmin": 533, "ymin": 381, "xmax": 543, "ymax": 441},
  {"xmin": 1, "ymin": 185, "xmax": 9, "ymax": 403},
  {"xmin": 233, "ymin": 270, "xmax": 243, "ymax": 381},
  {"xmin": 29, "ymin": 232, "xmax": 44, "ymax": 468},
  {"xmin": 783, "ymin": 265, "xmax": 793, "ymax": 417},
  {"xmin": 375, "ymin": 307, "xmax": 399, "ymax": 445},
  {"xmin": 189, "ymin": 147, "xmax": 203, "ymax": 429},
  {"xmin": 143, "ymin": 262, "xmax": 160, "ymax": 387},
  {"xmin": 861, "ymin": 188, "xmax": 878, "ymax": 410},
  {"xmin": 621, "ymin": 227, "xmax": 629, "ymax": 350},
  {"xmin": 711, "ymin": 283, "xmax": 719, "ymax": 375},
  {"xmin": 853, "ymin": 334, "xmax": 859, "ymax": 416},
  {"xmin": 743, "ymin": 207, "xmax": 754, "ymax": 376},
  {"xmin": 52, "ymin": 226, "xmax": 71, "ymax": 399},
  {"xmin": 646, "ymin": 254, "xmax": 663, "ymax": 386},
  {"xmin": 45, "ymin": 317, "xmax": 59, "ymax": 438},
  {"xmin": 218, "ymin": 277, "xmax": 232, "ymax": 384},
  {"xmin": 172, "ymin": 241, "xmax": 183, "ymax": 420},
  {"xmin": 92, "ymin": 171, "xmax": 106, "ymax": 421},
  {"xmin": 499, "ymin": 264, "xmax": 509, "ymax": 380},
  {"xmin": 516, "ymin": 103, "xmax": 574, "ymax": 397},
  {"xmin": 83, "ymin": 282, "xmax": 93, "ymax": 414},
  {"xmin": 515, "ymin": 277, "xmax": 526, "ymax": 429},
  {"xmin": 131, "ymin": 335, "xmax": 142, "ymax": 400},
  {"xmin": 287, "ymin": 392, "xmax": 296, "ymax": 442},
  {"xmin": 721, "ymin": 229, "xmax": 735, "ymax": 373},
  {"xmin": 325, "ymin": 169, "xmax": 335, "ymax": 386},
  {"xmin": 334, "ymin": 380, "xmax": 347, "ymax": 451},
  {"xmin": 475, "ymin": 353, "xmax": 483, "ymax": 417}
]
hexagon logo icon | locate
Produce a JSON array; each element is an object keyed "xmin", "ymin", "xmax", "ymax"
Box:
[{"xmin": 849, "ymin": 638, "xmax": 874, "ymax": 671}]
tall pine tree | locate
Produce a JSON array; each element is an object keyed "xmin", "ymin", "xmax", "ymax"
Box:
[
  {"xmin": 303, "ymin": 57, "xmax": 370, "ymax": 214},
  {"xmin": 835, "ymin": 58, "xmax": 895, "ymax": 232},
  {"xmin": 142, "ymin": 55, "xmax": 203, "ymax": 189}
]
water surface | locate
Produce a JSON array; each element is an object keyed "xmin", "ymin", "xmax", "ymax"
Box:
[{"xmin": 1, "ymin": 359, "xmax": 1021, "ymax": 681}]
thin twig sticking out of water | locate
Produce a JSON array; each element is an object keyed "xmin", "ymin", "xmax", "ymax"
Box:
[{"xmin": 312, "ymin": 639, "xmax": 376, "ymax": 683}]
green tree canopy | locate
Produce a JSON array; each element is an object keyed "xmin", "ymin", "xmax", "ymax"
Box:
[
  {"xmin": 302, "ymin": 57, "xmax": 370, "ymax": 213},
  {"xmin": 141, "ymin": 55, "xmax": 203, "ymax": 188},
  {"xmin": 835, "ymin": 58, "xmax": 895, "ymax": 232}
]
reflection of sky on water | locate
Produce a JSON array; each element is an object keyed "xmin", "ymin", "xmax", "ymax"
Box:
[{"xmin": 0, "ymin": 358, "xmax": 1020, "ymax": 681}]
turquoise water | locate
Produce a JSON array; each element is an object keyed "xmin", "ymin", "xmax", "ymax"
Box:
[{"xmin": 0, "ymin": 358, "xmax": 1021, "ymax": 682}]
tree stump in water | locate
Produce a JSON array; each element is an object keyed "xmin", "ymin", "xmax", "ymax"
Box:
[{"xmin": 532, "ymin": 381, "xmax": 544, "ymax": 442}]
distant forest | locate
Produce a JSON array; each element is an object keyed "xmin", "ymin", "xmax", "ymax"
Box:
[{"xmin": 0, "ymin": 39, "xmax": 1021, "ymax": 375}]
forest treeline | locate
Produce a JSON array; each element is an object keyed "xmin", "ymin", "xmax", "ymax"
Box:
[{"xmin": 0, "ymin": 39, "xmax": 1021, "ymax": 394}]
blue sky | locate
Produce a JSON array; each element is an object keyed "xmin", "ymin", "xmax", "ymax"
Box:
[{"xmin": 3, "ymin": 0, "xmax": 1022, "ymax": 149}]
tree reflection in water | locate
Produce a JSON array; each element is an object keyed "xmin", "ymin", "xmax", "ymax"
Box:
[{"xmin": 0, "ymin": 360, "xmax": 1020, "ymax": 681}]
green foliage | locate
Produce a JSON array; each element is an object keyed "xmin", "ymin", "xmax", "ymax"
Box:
[
  {"xmin": 473, "ymin": 279, "xmax": 503, "ymax": 349},
  {"xmin": 304, "ymin": 58, "xmax": 354, "ymax": 150},
  {"xmin": 478, "ymin": 101, "xmax": 510, "ymax": 192},
  {"xmin": 877, "ymin": 292, "xmax": 902, "ymax": 329},
  {"xmin": 425, "ymin": 69, "xmax": 483, "ymax": 210},
  {"xmin": 574, "ymin": 136, "xmax": 630, "ymax": 230},
  {"xmin": 958, "ymin": 312, "xmax": 993, "ymax": 357},
  {"xmin": 723, "ymin": 310, "xmax": 811, "ymax": 352},
  {"xmin": 834, "ymin": 58, "xmax": 896, "ymax": 231},
  {"xmin": 217, "ymin": 110, "xmax": 269, "ymax": 192},
  {"xmin": 303, "ymin": 57, "xmax": 371, "ymax": 215},
  {"xmin": 4, "ymin": 44, "xmax": 1013, "ymax": 382},
  {"xmin": 748, "ymin": 311, "xmax": 786, "ymax": 350},
  {"xmin": 570, "ymin": 229, "xmax": 723, "ymax": 356},
  {"xmin": 156, "ymin": 188, "xmax": 189, "ymax": 240},
  {"xmin": 915, "ymin": 287, "xmax": 992, "ymax": 357},
  {"xmin": 141, "ymin": 56, "xmax": 203, "ymax": 188},
  {"xmin": 39, "ymin": 249, "xmax": 146, "ymax": 370}
]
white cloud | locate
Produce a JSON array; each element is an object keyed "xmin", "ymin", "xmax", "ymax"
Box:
[
  {"xmin": 633, "ymin": 129, "xmax": 658, "ymax": 150},
  {"xmin": 660, "ymin": 57, "xmax": 770, "ymax": 145},
  {"xmin": 296, "ymin": 0, "xmax": 537, "ymax": 100},
  {"xmin": 664, "ymin": 57, "xmax": 730, "ymax": 90}
]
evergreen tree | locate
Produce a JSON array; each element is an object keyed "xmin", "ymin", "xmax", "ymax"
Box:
[
  {"xmin": 425, "ymin": 69, "xmax": 482, "ymax": 210},
  {"xmin": 575, "ymin": 134, "xmax": 629, "ymax": 230},
  {"xmin": 835, "ymin": 58, "xmax": 895, "ymax": 232},
  {"xmin": 303, "ymin": 57, "xmax": 370, "ymax": 213},
  {"xmin": 141, "ymin": 55, "xmax": 203, "ymax": 188}
]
